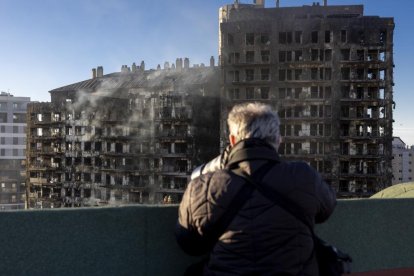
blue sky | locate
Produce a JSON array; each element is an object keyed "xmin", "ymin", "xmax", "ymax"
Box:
[{"xmin": 0, "ymin": 0, "xmax": 413, "ymax": 144}]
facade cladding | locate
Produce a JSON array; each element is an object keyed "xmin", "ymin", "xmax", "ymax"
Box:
[
  {"xmin": 219, "ymin": 2, "xmax": 394, "ymax": 198},
  {"xmin": 0, "ymin": 92, "xmax": 30, "ymax": 210},
  {"xmin": 27, "ymin": 2, "xmax": 395, "ymax": 208},
  {"xmin": 27, "ymin": 61, "xmax": 220, "ymax": 208}
]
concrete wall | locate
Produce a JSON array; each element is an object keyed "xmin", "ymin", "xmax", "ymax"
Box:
[{"xmin": 0, "ymin": 199, "xmax": 413, "ymax": 275}]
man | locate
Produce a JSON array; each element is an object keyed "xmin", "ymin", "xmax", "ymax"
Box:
[{"xmin": 176, "ymin": 102, "xmax": 336, "ymax": 275}]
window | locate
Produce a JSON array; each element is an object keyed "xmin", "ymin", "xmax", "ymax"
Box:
[
  {"xmin": 279, "ymin": 32, "xmax": 286, "ymax": 44},
  {"xmin": 246, "ymin": 51, "xmax": 255, "ymax": 63},
  {"xmin": 228, "ymin": 89, "xmax": 240, "ymax": 100},
  {"xmin": 325, "ymin": 87, "xmax": 332, "ymax": 98},
  {"xmin": 278, "ymin": 88, "xmax": 286, "ymax": 99},
  {"xmin": 341, "ymin": 49, "xmax": 350, "ymax": 61},
  {"xmin": 13, "ymin": 126, "xmax": 18, "ymax": 133},
  {"xmin": 311, "ymin": 49, "xmax": 319, "ymax": 61},
  {"xmin": 227, "ymin": 33, "xmax": 234, "ymax": 45},
  {"xmin": 260, "ymin": 33, "xmax": 270, "ymax": 44},
  {"xmin": 324, "ymin": 49, "xmax": 332, "ymax": 61},
  {"xmin": 294, "ymin": 69, "xmax": 302, "ymax": 80},
  {"xmin": 325, "ymin": 31, "xmax": 331, "ymax": 43},
  {"xmin": 279, "ymin": 51, "xmax": 286, "ymax": 62},
  {"xmin": 286, "ymin": 32, "xmax": 292, "ymax": 44},
  {"xmin": 245, "ymin": 69, "xmax": 254, "ymax": 81},
  {"xmin": 324, "ymin": 68, "xmax": 332, "ymax": 80},
  {"xmin": 311, "ymin": 31, "xmax": 318, "ymax": 43},
  {"xmin": 0, "ymin": 113, "xmax": 7, "ymax": 123},
  {"xmin": 246, "ymin": 33, "xmax": 254, "ymax": 45},
  {"xmin": 341, "ymin": 68, "xmax": 350, "ymax": 80},
  {"xmin": 341, "ymin": 30, "xmax": 347, "ymax": 43},
  {"xmin": 13, "ymin": 113, "xmax": 25, "ymax": 123},
  {"xmin": 0, "ymin": 102, "xmax": 7, "ymax": 110},
  {"xmin": 1, "ymin": 137, "xmax": 5, "ymax": 144},
  {"xmin": 13, "ymin": 137, "xmax": 18, "ymax": 145},
  {"xmin": 13, "ymin": 149, "xmax": 18, "ymax": 156},
  {"xmin": 295, "ymin": 31, "xmax": 302, "ymax": 43},
  {"xmin": 261, "ymin": 50, "xmax": 270, "ymax": 63},
  {"xmin": 279, "ymin": 70, "xmax": 286, "ymax": 81},
  {"xmin": 0, "ymin": 149, "xmax": 4, "ymax": 156},
  {"xmin": 0, "ymin": 125, "xmax": 4, "ymax": 133},
  {"xmin": 260, "ymin": 87, "xmax": 270, "ymax": 99},
  {"xmin": 261, "ymin": 68, "xmax": 270, "ymax": 80},
  {"xmin": 228, "ymin": 52, "xmax": 240, "ymax": 64},
  {"xmin": 311, "ymin": 68, "xmax": 318, "ymax": 80},
  {"xmin": 294, "ymin": 50, "xmax": 303, "ymax": 61},
  {"xmin": 246, "ymin": 87, "xmax": 255, "ymax": 99},
  {"xmin": 286, "ymin": 51, "xmax": 292, "ymax": 62}
]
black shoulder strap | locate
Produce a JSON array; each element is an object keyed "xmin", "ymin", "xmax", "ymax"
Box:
[
  {"xmin": 231, "ymin": 168, "xmax": 314, "ymax": 234},
  {"xmin": 207, "ymin": 161, "xmax": 276, "ymax": 244}
]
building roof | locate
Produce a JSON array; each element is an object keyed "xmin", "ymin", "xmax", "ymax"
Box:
[
  {"xmin": 49, "ymin": 67, "xmax": 218, "ymax": 93},
  {"xmin": 371, "ymin": 182, "xmax": 414, "ymax": 198}
]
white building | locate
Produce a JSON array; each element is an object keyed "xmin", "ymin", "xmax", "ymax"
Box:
[
  {"xmin": 0, "ymin": 92, "xmax": 30, "ymax": 210},
  {"xmin": 392, "ymin": 137, "xmax": 414, "ymax": 184}
]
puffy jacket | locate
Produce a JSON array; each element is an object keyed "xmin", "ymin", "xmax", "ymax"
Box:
[{"xmin": 176, "ymin": 139, "xmax": 336, "ymax": 275}]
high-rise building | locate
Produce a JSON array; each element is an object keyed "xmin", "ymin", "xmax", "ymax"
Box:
[
  {"xmin": 219, "ymin": 1, "xmax": 394, "ymax": 197},
  {"xmin": 0, "ymin": 92, "xmax": 30, "ymax": 210},
  {"xmin": 392, "ymin": 137, "xmax": 414, "ymax": 184},
  {"xmin": 26, "ymin": 60, "xmax": 220, "ymax": 208},
  {"xmin": 26, "ymin": 1, "xmax": 396, "ymax": 208}
]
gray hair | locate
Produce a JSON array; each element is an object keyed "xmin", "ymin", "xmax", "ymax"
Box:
[{"xmin": 227, "ymin": 102, "xmax": 281, "ymax": 149}]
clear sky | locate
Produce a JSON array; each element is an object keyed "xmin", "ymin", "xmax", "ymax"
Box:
[{"xmin": 0, "ymin": 0, "xmax": 413, "ymax": 145}]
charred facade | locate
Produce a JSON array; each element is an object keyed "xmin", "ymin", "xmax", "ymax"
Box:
[
  {"xmin": 219, "ymin": 2, "xmax": 394, "ymax": 197},
  {"xmin": 27, "ymin": 61, "xmax": 220, "ymax": 208}
]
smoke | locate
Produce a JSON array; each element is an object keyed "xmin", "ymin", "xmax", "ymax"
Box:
[{"xmin": 59, "ymin": 60, "xmax": 220, "ymax": 206}]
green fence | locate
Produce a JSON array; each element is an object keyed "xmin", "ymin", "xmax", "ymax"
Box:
[{"xmin": 0, "ymin": 199, "xmax": 413, "ymax": 275}]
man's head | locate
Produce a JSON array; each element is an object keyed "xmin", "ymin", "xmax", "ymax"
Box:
[{"xmin": 227, "ymin": 102, "xmax": 281, "ymax": 150}]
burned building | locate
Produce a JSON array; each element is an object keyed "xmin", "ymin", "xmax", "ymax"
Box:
[
  {"xmin": 219, "ymin": 1, "xmax": 394, "ymax": 197},
  {"xmin": 27, "ymin": 60, "xmax": 220, "ymax": 208}
]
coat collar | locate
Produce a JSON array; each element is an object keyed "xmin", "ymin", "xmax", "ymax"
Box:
[{"xmin": 226, "ymin": 138, "xmax": 281, "ymax": 168}]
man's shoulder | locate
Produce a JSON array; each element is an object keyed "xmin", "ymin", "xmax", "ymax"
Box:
[
  {"xmin": 190, "ymin": 169, "xmax": 234, "ymax": 188},
  {"xmin": 275, "ymin": 160, "xmax": 319, "ymax": 179}
]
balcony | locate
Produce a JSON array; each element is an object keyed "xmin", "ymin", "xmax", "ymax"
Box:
[{"xmin": 0, "ymin": 199, "xmax": 413, "ymax": 275}]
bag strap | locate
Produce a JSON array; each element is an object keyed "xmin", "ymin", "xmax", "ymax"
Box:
[
  {"xmin": 207, "ymin": 161, "xmax": 276, "ymax": 244},
  {"xmin": 232, "ymin": 168, "xmax": 353, "ymax": 264},
  {"xmin": 231, "ymin": 166, "xmax": 314, "ymax": 234}
]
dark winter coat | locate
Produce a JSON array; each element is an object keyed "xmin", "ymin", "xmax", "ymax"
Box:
[{"xmin": 176, "ymin": 139, "xmax": 337, "ymax": 275}]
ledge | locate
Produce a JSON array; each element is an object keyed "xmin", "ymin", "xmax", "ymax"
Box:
[{"xmin": 0, "ymin": 199, "xmax": 413, "ymax": 275}]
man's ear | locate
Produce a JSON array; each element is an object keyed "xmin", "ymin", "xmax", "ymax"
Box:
[{"xmin": 229, "ymin": 134, "xmax": 237, "ymax": 147}]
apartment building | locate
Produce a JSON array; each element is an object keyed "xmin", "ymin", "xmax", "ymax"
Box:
[
  {"xmin": 0, "ymin": 92, "xmax": 30, "ymax": 210},
  {"xmin": 219, "ymin": 1, "xmax": 394, "ymax": 197},
  {"xmin": 26, "ymin": 60, "xmax": 220, "ymax": 208},
  {"xmin": 392, "ymin": 137, "xmax": 414, "ymax": 184}
]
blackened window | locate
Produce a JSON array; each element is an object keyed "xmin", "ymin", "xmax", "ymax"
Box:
[
  {"xmin": 246, "ymin": 51, "xmax": 255, "ymax": 63},
  {"xmin": 295, "ymin": 31, "xmax": 302, "ymax": 43},
  {"xmin": 260, "ymin": 87, "xmax": 270, "ymax": 99},
  {"xmin": 311, "ymin": 31, "xmax": 318, "ymax": 43},
  {"xmin": 325, "ymin": 31, "xmax": 331, "ymax": 43},
  {"xmin": 228, "ymin": 33, "xmax": 234, "ymax": 45},
  {"xmin": 261, "ymin": 33, "xmax": 270, "ymax": 44},
  {"xmin": 246, "ymin": 87, "xmax": 255, "ymax": 99},
  {"xmin": 341, "ymin": 30, "xmax": 347, "ymax": 43},
  {"xmin": 279, "ymin": 32, "xmax": 287, "ymax": 44},
  {"xmin": 245, "ymin": 69, "xmax": 254, "ymax": 81},
  {"xmin": 246, "ymin": 33, "xmax": 254, "ymax": 45}
]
